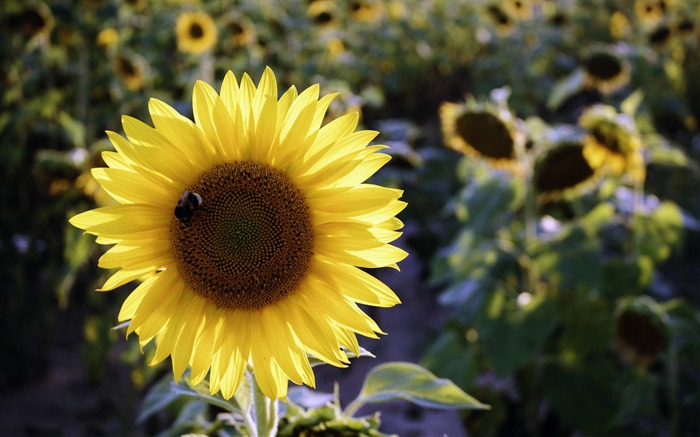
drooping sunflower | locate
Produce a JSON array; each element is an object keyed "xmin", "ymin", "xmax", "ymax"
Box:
[
  {"xmin": 533, "ymin": 137, "xmax": 600, "ymax": 202},
  {"xmin": 440, "ymin": 98, "xmax": 522, "ymax": 168},
  {"xmin": 308, "ymin": 0, "xmax": 339, "ymax": 29},
  {"xmin": 11, "ymin": 2, "xmax": 54, "ymax": 41},
  {"xmin": 348, "ymin": 0, "xmax": 385, "ymax": 23},
  {"xmin": 581, "ymin": 48, "xmax": 631, "ymax": 95},
  {"xmin": 615, "ymin": 297, "xmax": 668, "ymax": 369},
  {"xmin": 579, "ymin": 104, "xmax": 645, "ymax": 182},
  {"xmin": 69, "ymin": 68, "xmax": 407, "ymax": 400},
  {"xmin": 175, "ymin": 10, "xmax": 218, "ymax": 55},
  {"xmin": 114, "ymin": 54, "xmax": 147, "ymax": 92}
]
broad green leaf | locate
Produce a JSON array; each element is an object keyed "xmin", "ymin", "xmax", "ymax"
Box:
[
  {"xmin": 354, "ymin": 362, "xmax": 488, "ymax": 411},
  {"xmin": 138, "ymin": 373, "xmax": 241, "ymax": 423},
  {"xmin": 547, "ymin": 68, "xmax": 585, "ymax": 111},
  {"xmin": 634, "ymin": 201, "xmax": 684, "ymax": 263},
  {"xmin": 421, "ymin": 330, "xmax": 478, "ymax": 390},
  {"xmin": 476, "ymin": 290, "xmax": 559, "ymax": 376},
  {"xmin": 541, "ymin": 358, "xmax": 617, "ymax": 434},
  {"xmin": 532, "ymin": 226, "xmax": 603, "ymax": 291}
]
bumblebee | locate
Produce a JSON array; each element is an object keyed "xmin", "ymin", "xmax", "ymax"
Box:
[{"xmin": 174, "ymin": 190, "xmax": 203, "ymax": 222}]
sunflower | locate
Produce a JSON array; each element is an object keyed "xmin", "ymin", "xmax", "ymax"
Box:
[
  {"xmin": 308, "ymin": 0, "xmax": 339, "ymax": 29},
  {"xmin": 114, "ymin": 54, "xmax": 147, "ymax": 92},
  {"xmin": 225, "ymin": 15, "xmax": 257, "ymax": 47},
  {"xmin": 533, "ymin": 137, "xmax": 600, "ymax": 202},
  {"xmin": 348, "ymin": 0, "xmax": 385, "ymax": 23},
  {"xmin": 581, "ymin": 48, "xmax": 631, "ymax": 95},
  {"xmin": 634, "ymin": 0, "xmax": 665, "ymax": 28},
  {"xmin": 96, "ymin": 27, "xmax": 119, "ymax": 49},
  {"xmin": 579, "ymin": 105, "xmax": 645, "ymax": 182},
  {"xmin": 11, "ymin": 2, "xmax": 54, "ymax": 41},
  {"xmin": 503, "ymin": 0, "xmax": 533, "ymax": 21},
  {"xmin": 615, "ymin": 297, "xmax": 668, "ymax": 369},
  {"xmin": 440, "ymin": 99, "xmax": 521, "ymax": 168},
  {"xmin": 175, "ymin": 10, "xmax": 218, "ymax": 55},
  {"xmin": 69, "ymin": 68, "xmax": 407, "ymax": 400},
  {"xmin": 485, "ymin": 4, "xmax": 515, "ymax": 36}
]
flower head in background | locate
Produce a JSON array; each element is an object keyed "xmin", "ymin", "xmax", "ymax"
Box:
[
  {"xmin": 70, "ymin": 67, "xmax": 407, "ymax": 400},
  {"xmin": 615, "ymin": 297, "xmax": 668, "ymax": 369},
  {"xmin": 582, "ymin": 48, "xmax": 631, "ymax": 95},
  {"xmin": 176, "ymin": 10, "xmax": 218, "ymax": 55},
  {"xmin": 579, "ymin": 105, "xmax": 645, "ymax": 182},
  {"xmin": 439, "ymin": 97, "xmax": 522, "ymax": 169},
  {"xmin": 533, "ymin": 136, "xmax": 600, "ymax": 202},
  {"xmin": 114, "ymin": 54, "xmax": 147, "ymax": 92}
]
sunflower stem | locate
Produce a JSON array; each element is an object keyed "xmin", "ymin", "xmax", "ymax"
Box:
[{"xmin": 250, "ymin": 370, "xmax": 279, "ymax": 437}]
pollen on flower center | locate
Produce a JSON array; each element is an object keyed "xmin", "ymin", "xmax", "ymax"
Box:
[{"xmin": 170, "ymin": 161, "xmax": 314, "ymax": 310}]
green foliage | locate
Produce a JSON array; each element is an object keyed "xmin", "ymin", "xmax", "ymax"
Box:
[{"xmin": 138, "ymin": 362, "xmax": 486, "ymax": 436}]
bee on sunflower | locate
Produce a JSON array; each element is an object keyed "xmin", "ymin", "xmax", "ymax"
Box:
[{"xmin": 70, "ymin": 68, "xmax": 407, "ymax": 401}]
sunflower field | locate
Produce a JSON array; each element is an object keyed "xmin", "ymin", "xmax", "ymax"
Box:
[{"xmin": 2, "ymin": 0, "xmax": 700, "ymax": 436}]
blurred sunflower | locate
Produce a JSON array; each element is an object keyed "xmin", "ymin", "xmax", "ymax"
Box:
[
  {"xmin": 503, "ymin": 0, "xmax": 533, "ymax": 21},
  {"xmin": 11, "ymin": 2, "xmax": 54, "ymax": 41},
  {"xmin": 69, "ymin": 67, "xmax": 407, "ymax": 400},
  {"xmin": 634, "ymin": 0, "xmax": 666, "ymax": 27},
  {"xmin": 308, "ymin": 0, "xmax": 339, "ymax": 29},
  {"xmin": 114, "ymin": 54, "xmax": 147, "ymax": 92},
  {"xmin": 176, "ymin": 10, "xmax": 218, "ymax": 55},
  {"xmin": 225, "ymin": 15, "xmax": 257, "ymax": 47},
  {"xmin": 96, "ymin": 27, "xmax": 119, "ymax": 49},
  {"xmin": 440, "ymin": 99, "xmax": 521, "ymax": 168},
  {"xmin": 647, "ymin": 23, "xmax": 673, "ymax": 45},
  {"xmin": 485, "ymin": 4, "xmax": 515, "ymax": 36},
  {"xmin": 533, "ymin": 138, "xmax": 600, "ymax": 201},
  {"xmin": 579, "ymin": 105, "xmax": 645, "ymax": 182},
  {"xmin": 615, "ymin": 297, "xmax": 668, "ymax": 369},
  {"xmin": 348, "ymin": 0, "xmax": 385, "ymax": 23},
  {"xmin": 609, "ymin": 11, "xmax": 631, "ymax": 40},
  {"xmin": 582, "ymin": 48, "xmax": 631, "ymax": 95}
]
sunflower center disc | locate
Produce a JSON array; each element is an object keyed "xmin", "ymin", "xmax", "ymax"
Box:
[{"xmin": 170, "ymin": 161, "xmax": 314, "ymax": 310}]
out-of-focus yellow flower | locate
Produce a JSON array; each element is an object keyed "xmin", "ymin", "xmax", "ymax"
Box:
[
  {"xmin": 388, "ymin": 0, "xmax": 407, "ymax": 20},
  {"xmin": 485, "ymin": 4, "xmax": 515, "ymax": 37},
  {"xmin": 610, "ymin": 11, "xmax": 631, "ymax": 40},
  {"xmin": 11, "ymin": 2, "xmax": 54, "ymax": 41},
  {"xmin": 115, "ymin": 54, "xmax": 147, "ymax": 91},
  {"xmin": 533, "ymin": 137, "xmax": 601, "ymax": 202},
  {"xmin": 225, "ymin": 15, "xmax": 256, "ymax": 47},
  {"xmin": 308, "ymin": 0, "xmax": 339, "ymax": 29},
  {"xmin": 327, "ymin": 37, "xmax": 346, "ymax": 57},
  {"xmin": 440, "ymin": 98, "xmax": 523, "ymax": 169},
  {"xmin": 349, "ymin": 0, "xmax": 384, "ymax": 23},
  {"xmin": 97, "ymin": 27, "xmax": 119, "ymax": 49},
  {"xmin": 175, "ymin": 10, "xmax": 218, "ymax": 55},
  {"xmin": 634, "ymin": 0, "xmax": 665, "ymax": 28},
  {"xmin": 582, "ymin": 48, "xmax": 631, "ymax": 95},
  {"xmin": 503, "ymin": 0, "xmax": 533, "ymax": 21},
  {"xmin": 580, "ymin": 105, "xmax": 645, "ymax": 182}
]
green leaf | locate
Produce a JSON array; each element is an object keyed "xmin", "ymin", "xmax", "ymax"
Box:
[
  {"xmin": 532, "ymin": 226, "xmax": 603, "ymax": 291},
  {"xmin": 634, "ymin": 201, "xmax": 684, "ymax": 263},
  {"xmin": 353, "ymin": 362, "xmax": 489, "ymax": 411},
  {"xmin": 541, "ymin": 358, "xmax": 617, "ymax": 434},
  {"xmin": 421, "ymin": 330, "xmax": 478, "ymax": 390},
  {"xmin": 547, "ymin": 68, "xmax": 585, "ymax": 111},
  {"xmin": 138, "ymin": 373, "xmax": 241, "ymax": 424},
  {"xmin": 476, "ymin": 290, "xmax": 559, "ymax": 376}
]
